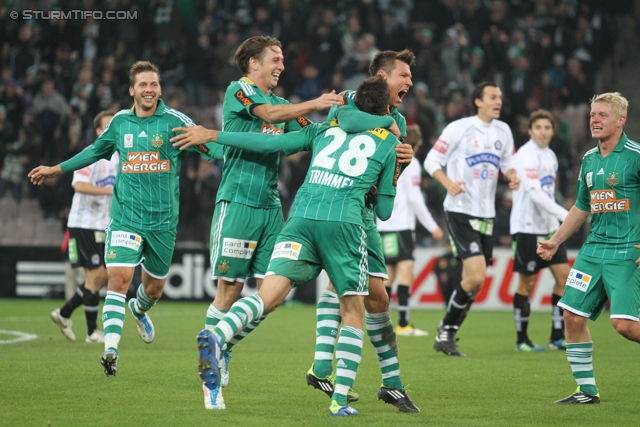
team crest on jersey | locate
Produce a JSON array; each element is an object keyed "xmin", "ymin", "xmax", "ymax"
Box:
[
  {"xmin": 107, "ymin": 249, "xmax": 116, "ymax": 260},
  {"xmin": 494, "ymin": 140, "xmax": 502, "ymax": 150},
  {"xmin": 151, "ymin": 134, "xmax": 164, "ymax": 148},
  {"xmin": 124, "ymin": 134, "xmax": 133, "ymax": 148},
  {"xmin": 217, "ymin": 260, "xmax": 230, "ymax": 274},
  {"xmin": 606, "ymin": 171, "xmax": 619, "ymax": 187},
  {"xmin": 469, "ymin": 242, "xmax": 480, "ymax": 254}
]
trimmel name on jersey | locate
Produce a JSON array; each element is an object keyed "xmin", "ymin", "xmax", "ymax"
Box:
[{"xmin": 308, "ymin": 169, "xmax": 354, "ymax": 189}]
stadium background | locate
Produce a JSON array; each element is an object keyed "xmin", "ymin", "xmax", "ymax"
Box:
[{"xmin": 0, "ymin": 0, "xmax": 638, "ymax": 308}]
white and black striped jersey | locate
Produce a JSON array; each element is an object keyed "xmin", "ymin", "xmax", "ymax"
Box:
[
  {"xmin": 510, "ymin": 140, "xmax": 568, "ymax": 235},
  {"xmin": 424, "ymin": 115, "xmax": 515, "ymax": 218},
  {"xmin": 67, "ymin": 153, "xmax": 119, "ymax": 230}
]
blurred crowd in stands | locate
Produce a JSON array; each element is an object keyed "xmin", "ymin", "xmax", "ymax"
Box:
[{"xmin": 0, "ymin": 0, "xmax": 634, "ymax": 248}]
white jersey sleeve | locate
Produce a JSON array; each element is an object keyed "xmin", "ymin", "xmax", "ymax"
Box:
[{"xmin": 509, "ymin": 141, "xmax": 568, "ymax": 234}]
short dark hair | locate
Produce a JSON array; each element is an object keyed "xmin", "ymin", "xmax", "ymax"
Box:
[
  {"xmin": 129, "ymin": 61, "xmax": 160, "ymax": 87},
  {"xmin": 529, "ymin": 109, "xmax": 555, "ymax": 130},
  {"xmin": 94, "ymin": 110, "xmax": 114, "ymax": 131},
  {"xmin": 471, "ymin": 81, "xmax": 498, "ymax": 114},
  {"xmin": 354, "ymin": 76, "xmax": 390, "ymax": 116},
  {"xmin": 369, "ymin": 49, "xmax": 416, "ymax": 76},
  {"xmin": 234, "ymin": 36, "xmax": 282, "ymax": 76}
]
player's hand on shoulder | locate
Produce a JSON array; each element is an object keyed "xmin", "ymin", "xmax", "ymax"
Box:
[
  {"xmin": 313, "ymin": 90, "xmax": 343, "ymax": 110},
  {"xmin": 171, "ymin": 125, "xmax": 217, "ymax": 150},
  {"xmin": 388, "ymin": 121, "xmax": 401, "ymax": 139},
  {"xmin": 395, "ymin": 142, "xmax": 413, "ymax": 164}
]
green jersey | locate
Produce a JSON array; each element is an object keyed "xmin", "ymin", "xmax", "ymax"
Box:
[
  {"xmin": 217, "ymin": 77, "xmax": 309, "ymax": 208},
  {"xmin": 218, "ymin": 120, "xmax": 399, "ymax": 226},
  {"xmin": 60, "ymin": 100, "xmax": 221, "ymax": 231},
  {"xmin": 575, "ymin": 133, "xmax": 640, "ymax": 260},
  {"xmin": 327, "ymin": 89, "xmax": 407, "ymax": 223}
]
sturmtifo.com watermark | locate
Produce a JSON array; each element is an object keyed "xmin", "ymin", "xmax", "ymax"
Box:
[{"xmin": 10, "ymin": 10, "xmax": 138, "ymax": 20}]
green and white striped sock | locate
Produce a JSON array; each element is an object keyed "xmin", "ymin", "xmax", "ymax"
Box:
[
  {"xmin": 226, "ymin": 315, "xmax": 267, "ymax": 352},
  {"xmin": 204, "ymin": 304, "xmax": 227, "ymax": 331},
  {"xmin": 312, "ymin": 290, "xmax": 341, "ymax": 378},
  {"xmin": 213, "ymin": 294, "xmax": 264, "ymax": 346},
  {"xmin": 366, "ymin": 312, "xmax": 403, "ymax": 389},
  {"xmin": 332, "ymin": 326, "xmax": 364, "ymax": 406},
  {"xmin": 566, "ymin": 342, "xmax": 598, "ymax": 395},
  {"xmin": 103, "ymin": 291, "xmax": 126, "ymax": 353},
  {"xmin": 131, "ymin": 286, "xmax": 157, "ymax": 317}
]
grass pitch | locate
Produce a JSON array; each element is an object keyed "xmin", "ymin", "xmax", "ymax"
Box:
[{"xmin": 1, "ymin": 299, "xmax": 638, "ymax": 427}]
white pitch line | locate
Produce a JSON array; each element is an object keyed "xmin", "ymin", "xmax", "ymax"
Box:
[{"xmin": 0, "ymin": 330, "xmax": 38, "ymax": 344}]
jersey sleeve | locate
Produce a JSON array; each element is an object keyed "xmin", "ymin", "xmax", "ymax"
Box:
[
  {"xmin": 389, "ymin": 109, "xmax": 407, "ymax": 139},
  {"xmin": 574, "ymin": 161, "xmax": 591, "ymax": 212},
  {"xmin": 71, "ymin": 165, "xmax": 93, "ymax": 187},
  {"xmin": 499, "ymin": 126, "xmax": 516, "ymax": 174},
  {"xmin": 517, "ymin": 152, "xmax": 543, "ymax": 192},
  {"xmin": 61, "ymin": 118, "xmax": 117, "ymax": 173},
  {"xmin": 285, "ymin": 114, "xmax": 313, "ymax": 132},
  {"xmin": 224, "ymin": 81, "xmax": 269, "ymax": 123},
  {"xmin": 377, "ymin": 144, "xmax": 399, "ymax": 198},
  {"xmin": 216, "ymin": 126, "xmax": 313, "ymax": 156},
  {"xmin": 424, "ymin": 122, "xmax": 459, "ymax": 175},
  {"xmin": 336, "ymin": 106, "xmax": 394, "ymax": 133}
]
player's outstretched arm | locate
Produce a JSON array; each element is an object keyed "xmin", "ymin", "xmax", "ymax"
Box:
[
  {"xmin": 171, "ymin": 126, "xmax": 219, "ymax": 149},
  {"xmin": 252, "ymin": 91, "xmax": 342, "ymax": 123},
  {"xmin": 28, "ymin": 165, "xmax": 64, "ymax": 185},
  {"xmin": 537, "ymin": 205, "xmax": 589, "ymax": 260}
]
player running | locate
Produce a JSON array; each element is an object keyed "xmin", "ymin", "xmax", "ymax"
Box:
[
  {"xmin": 537, "ymin": 92, "xmax": 640, "ymax": 404},
  {"xmin": 29, "ymin": 61, "xmax": 222, "ymax": 376}
]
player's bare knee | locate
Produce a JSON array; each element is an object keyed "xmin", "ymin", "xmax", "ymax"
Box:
[
  {"xmin": 364, "ymin": 289, "xmax": 389, "ymax": 314},
  {"xmin": 611, "ymin": 318, "xmax": 640, "ymax": 341}
]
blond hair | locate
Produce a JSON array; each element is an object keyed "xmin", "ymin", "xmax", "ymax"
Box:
[
  {"xmin": 404, "ymin": 124, "xmax": 423, "ymax": 150},
  {"xmin": 591, "ymin": 92, "xmax": 628, "ymax": 118}
]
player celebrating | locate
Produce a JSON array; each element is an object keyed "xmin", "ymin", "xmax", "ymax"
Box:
[
  {"xmin": 172, "ymin": 35, "xmax": 345, "ymax": 410},
  {"xmin": 509, "ymin": 109, "xmax": 569, "ymax": 352},
  {"xmin": 377, "ymin": 124, "xmax": 443, "ymax": 336},
  {"xmin": 50, "ymin": 111, "xmax": 119, "ymax": 343},
  {"xmin": 304, "ymin": 49, "xmax": 420, "ymax": 412},
  {"xmin": 424, "ymin": 82, "xmax": 520, "ymax": 356},
  {"xmin": 186, "ymin": 76, "xmax": 399, "ymax": 416},
  {"xmin": 538, "ymin": 92, "xmax": 640, "ymax": 404},
  {"xmin": 29, "ymin": 61, "xmax": 222, "ymax": 376}
]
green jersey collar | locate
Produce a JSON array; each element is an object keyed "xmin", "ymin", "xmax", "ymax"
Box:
[
  {"xmin": 129, "ymin": 99, "xmax": 166, "ymax": 117},
  {"xmin": 241, "ymin": 76, "xmax": 272, "ymax": 96},
  {"xmin": 613, "ymin": 132, "xmax": 628, "ymax": 152}
]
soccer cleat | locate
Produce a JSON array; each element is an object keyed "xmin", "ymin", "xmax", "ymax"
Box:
[
  {"xmin": 433, "ymin": 329, "xmax": 465, "ymax": 356},
  {"xmin": 86, "ymin": 329, "xmax": 105, "ymax": 343},
  {"xmin": 197, "ymin": 329, "xmax": 222, "ymax": 391},
  {"xmin": 128, "ymin": 299, "xmax": 154, "ymax": 344},
  {"xmin": 396, "ymin": 324, "xmax": 429, "ymax": 336},
  {"xmin": 549, "ymin": 338, "xmax": 567, "ymax": 351},
  {"xmin": 203, "ymin": 383, "xmax": 225, "ymax": 410},
  {"xmin": 378, "ymin": 387, "xmax": 420, "ymax": 412},
  {"xmin": 306, "ymin": 367, "xmax": 359, "ymax": 402},
  {"xmin": 329, "ymin": 400, "xmax": 358, "ymax": 416},
  {"xmin": 101, "ymin": 349, "xmax": 118, "ymax": 376},
  {"xmin": 220, "ymin": 350, "xmax": 231, "ymax": 388},
  {"xmin": 555, "ymin": 388, "xmax": 600, "ymax": 404},
  {"xmin": 515, "ymin": 341, "xmax": 546, "ymax": 352},
  {"xmin": 50, "ymin": 308, "xmax": 76, "ymax": 341}
]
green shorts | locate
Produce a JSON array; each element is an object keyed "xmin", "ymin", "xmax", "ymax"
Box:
[
  {"xmin": 267, "ymin": 218, "xmax": 369, "ymax": 297},
  {"xmin": 210, "ymin": 201, "xmax": 283, "ymax": 282},
  {"xmin": 560, "ymin": 254, "xmax": 640, "ymax": 321},
  {"xmin": 364, "ymin": 220, "xmax": 387, "ymax": 279},
  {"xmin": 104, "ymin": 219, "xmax": 176, "ymax": 278}
]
